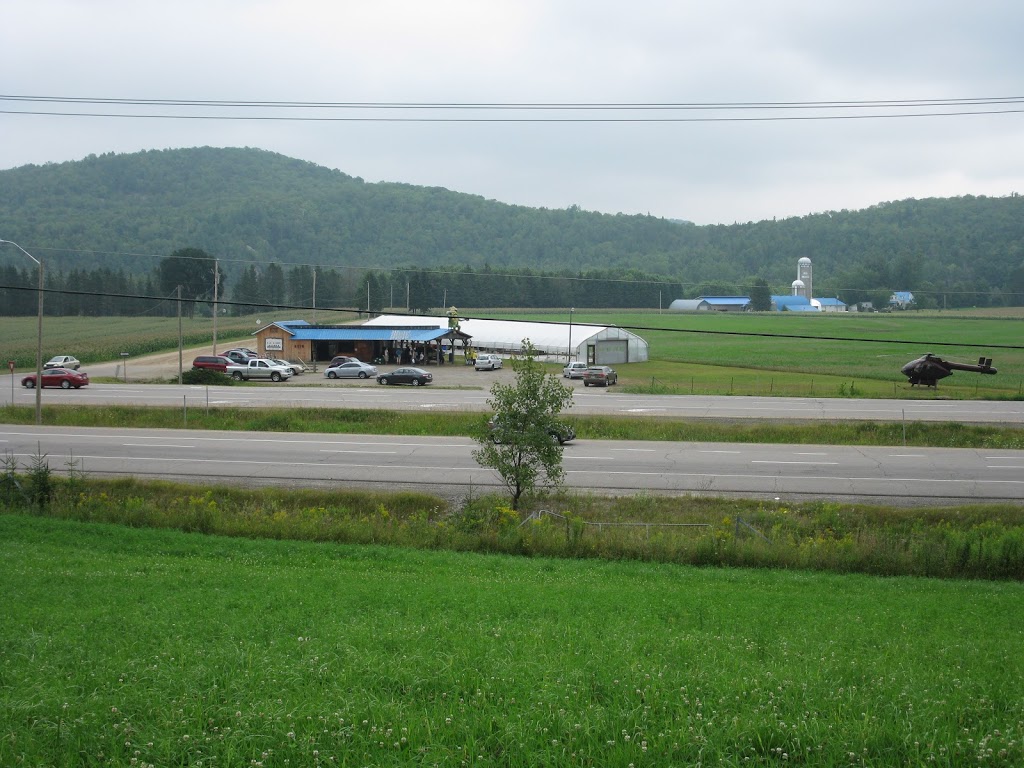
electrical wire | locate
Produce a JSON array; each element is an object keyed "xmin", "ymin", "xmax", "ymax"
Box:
[
  {"xmin": 3, "ymin": 94, "xmax": 1023, "ymax": 122},
  {"xmin": 1, "ymin": 283, "xmax": 1021, "ymax": 350}
]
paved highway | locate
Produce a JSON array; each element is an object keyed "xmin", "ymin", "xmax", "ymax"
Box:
[
  {"xmin": 2, "ymin": 425, "xmax": 1022, "ymax": 505},
  {"xmin": 4, "ymin": 374, "xmax": 1024, "ymax": 425}
]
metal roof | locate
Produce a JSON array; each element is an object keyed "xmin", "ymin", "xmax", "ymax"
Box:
[
  {"xmin": 261, "ymin": 321, "xmax": 464, "ymax": 342},
  {"xmin": 771, "ymin": 295, "xmax": 818, "ymax": 311},
  {"xmin": 364, "ymin": 314, "xmax": 645, "ymax": 356},
  {"xmin": 697, "ymin": 296, "xmax": 751, "ymax": 305}
]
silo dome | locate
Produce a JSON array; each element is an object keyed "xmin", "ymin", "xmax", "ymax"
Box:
[
  {"xmin": 791, "ymin": 279, "xmax": 806, "ymax": 297},
  {"xmin": 797, "ymin": 257, "xmax": 813, "ymax": 299}
]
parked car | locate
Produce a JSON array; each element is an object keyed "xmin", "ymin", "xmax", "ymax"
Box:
[
  {"xmin": 223, "ymin": 349, "xmax": 257, "ymax": 364},
  {"xmin": 22, "ymin": 368, "xmax": 89, "ymax": 389},
  {"xmin": 226, "ymin": 359, "xmax": 293, "ymax": 382},
  {"xmin": 270, "ymin": 359, "xmax": 303, "ymax": 376},
  {"xmin": 328, "ymin": 355, "xmax": 359, "ymax": 368},
  {"xmin": 562, "ymin": 361, "xmax": 588, "ymax": 379},
  {"xmin": 192, "ymin": 355, "xmax": 231, "ymax": 372},
  {"xmin": 474, "ymin": 353, "xmax": 503, "ymax": 371},
  {"xmin": 325, "ymin": 361, "xmax": 378, "ymax": 379},
  {"xmin": 43, "ymin": 355, "xmax": 80, "ymax": 370},
  {"xmin": 285, "ymin": 359, "xmax": 310, "ymax": 374},
  {"xmin": 488, "ymin": 415, "xmax": 576, "ymax": 445},
  {"xmin": 377, "ymin": 367, "xmax": 433, "ymax": 386},
  {"xmin": 582, "ymin": 365, "xmax": 618, "ymax": 387}
]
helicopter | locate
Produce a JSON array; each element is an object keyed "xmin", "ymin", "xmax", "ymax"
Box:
[{"xmin": 901, "ymin": 354, "xmax": 997, "ymax": 387}]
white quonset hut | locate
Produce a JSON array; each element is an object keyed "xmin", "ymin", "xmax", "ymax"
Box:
[{"xmin": 364, "ymin": 315, "xmax": 648, "ymax": 364}]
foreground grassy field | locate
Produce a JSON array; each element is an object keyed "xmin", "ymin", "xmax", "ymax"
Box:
[{"xmin": 2, "ymin": 514, "xmax": 1021, "ymax": 767}]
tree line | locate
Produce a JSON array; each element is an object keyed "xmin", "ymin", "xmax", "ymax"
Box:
[
  {"xmin": 1, "ymin": 250, "xmax": 687, "ymax": 318},
  {"xmin": 2, "ymin": 148, "xmax": 1023, "ymax": 311}
]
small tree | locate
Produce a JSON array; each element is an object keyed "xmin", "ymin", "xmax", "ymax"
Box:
[{"xmin": 472, "ymin": 340, "xmax": 574, "ymax": 510}]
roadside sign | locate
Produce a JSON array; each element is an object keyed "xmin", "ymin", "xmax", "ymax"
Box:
[
  {"xmin": 120, "ymin": 352, "xmax": 130, "ymax": 357},
  {"xmin": 7, "ymin": 360, "xmax": 13, "ymax": 373}
]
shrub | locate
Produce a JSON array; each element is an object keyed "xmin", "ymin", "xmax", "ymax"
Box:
[{"xmin": 181, "ymin": 368, "xmax": 233, "ymax": 385}]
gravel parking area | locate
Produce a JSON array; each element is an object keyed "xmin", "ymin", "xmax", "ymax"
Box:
[{"xmin": 87, "ymin": 345, "xmax": 588, "ymax": 389}]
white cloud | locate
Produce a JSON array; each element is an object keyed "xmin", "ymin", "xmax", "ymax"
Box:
[{"xmin": 2, "ymin": 0, "xmax": 1023, "ymax": 224}]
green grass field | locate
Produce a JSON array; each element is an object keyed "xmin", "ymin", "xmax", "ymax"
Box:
[
  {"xmin": 2, "ymin": 514, "xmax": 1021, "ymax": 767},
  {"xmin": 4, "ymin": 310, "xmax": 1023, "ymax": 398},
  {"xmin": 2, "ymin": 315, "xmax": 262, "ymax": 369},
  {"xmin": 512, "ymin": 310, "xmax": 1024, "ymax": 398}
]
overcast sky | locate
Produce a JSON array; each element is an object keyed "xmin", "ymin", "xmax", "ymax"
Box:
[{"xmin": 2, "ymin": 1, "xmax": 1023, "ymax": 225}]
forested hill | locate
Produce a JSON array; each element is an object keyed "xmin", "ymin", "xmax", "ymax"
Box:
[{"xmin": 1, "ymin": 146, "xmax": 1023, "ymax": 307}]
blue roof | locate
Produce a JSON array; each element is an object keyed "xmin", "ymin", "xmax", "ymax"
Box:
[
  {"xmin": 817, "ymin": 297, "xmax": 846, "ymax": 307},
  {"xmin": 771, "ymin": 295, "xmax": 815, "ymax": 311},
  {"xmin": 260, "ymin": 320, "xmax": 466, "ymax": 343},
  {"xmin": 698, "ymin": 296, "xmax": 750, "ymax": 305},
  {"xmin": 290, "ymin": 327, "xmax": 454, "ymax": 342}
]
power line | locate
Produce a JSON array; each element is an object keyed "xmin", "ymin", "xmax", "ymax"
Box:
[
  {"xmin": 2, "ymin": 283, "xmax": 1021, "ymax": 350},
  {"xmin": 4, "ymin": 94, "xmax": 1023, "ymax": 109},
  {"xmin": 2, "ymin": 94, "xmax": 1023, "ymax": 123}
]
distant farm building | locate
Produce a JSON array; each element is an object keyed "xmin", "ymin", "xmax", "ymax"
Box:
[
  {"xmin": 815, "ymin": 297, "xmax": 848, "ymax": 312},
  {"xmin": 364, "ymin": 314, "xmax": 649, "ymax": 365},
  {"xmin": 669, "ymin": 296, "xmax": 750, "ymax": 312},
  {"xmin": 771, "ymin": 295, "xmax": 818, "ymax": 312},
  {"xmin": 668, "ymin": 298, "xmax": 711, "ymax": 311},
  {"xmin": 889, "ymin": 291, "xmax": 915, "ymax": 309}
]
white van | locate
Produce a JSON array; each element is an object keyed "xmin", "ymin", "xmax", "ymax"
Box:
[
  {"xmin": 562, "ymin": 361, "xmax": 588, "ymax": 379},
  {"xmin": 474, "ymin": 354, "xmax": 503, "ymax": 371}
]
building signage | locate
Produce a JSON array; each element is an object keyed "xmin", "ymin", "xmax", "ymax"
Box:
[{"xmin": 265, "ymin": 337, "xmax": 283, "ymax": 351}]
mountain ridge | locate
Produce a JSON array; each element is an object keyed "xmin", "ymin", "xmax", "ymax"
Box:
[{"xmin": 2, "ymin": 146, "xmax": 1023, "ymax": 307}]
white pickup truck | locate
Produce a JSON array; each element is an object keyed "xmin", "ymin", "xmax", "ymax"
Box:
[{"xmin": 226, "ymin": 358, "xmax": 293, "ymax": 382}]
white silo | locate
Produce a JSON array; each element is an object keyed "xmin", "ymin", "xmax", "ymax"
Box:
[
  {"xmin": 791, "ymin": 279, "xmax": 806, "ymax": 297},
  {"xmin": 797, "ymin": 257, "xmax": 813, "ymax": 300}
]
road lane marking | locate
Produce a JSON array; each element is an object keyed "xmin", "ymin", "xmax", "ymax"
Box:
[
  {"xmin": 320, "ymin": 450, "xmax": 397, "ymax": 455},
  {"xmin": 751, "ymin": 460, "xmax": 840, "ymax": 465},
  {"xmin": 122, "ymin": 443, "xmax": 195, "ymax": 448},
  {"xmin": 699, "ymin": 450, "xmax": 741, "ymax": 454}
]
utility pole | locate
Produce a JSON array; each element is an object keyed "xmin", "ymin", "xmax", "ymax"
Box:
[
  {"xmin": 177, "ymin": 285, "xmax": 183, "ymax": 385},
  {"xmin": 212, "ymin": 258, "xmax": 220, "ymax": 354},
  {"xmin": 312, "ymin": 268, "xmax": 317, "ymax": 325}
]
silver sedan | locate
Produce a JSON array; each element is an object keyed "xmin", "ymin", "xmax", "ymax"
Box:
[{"xmin": 324, "ymin": 361, "xmax": 379, "ymax": 379}]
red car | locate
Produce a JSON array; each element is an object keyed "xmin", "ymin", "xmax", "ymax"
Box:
[
  {"xmin": 192, "ymin": 355, "xmax": 232, "ymax": 373},
  {"xmin": 22, "ymin": 368, "xmax": 89, "ymax": 389}
]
